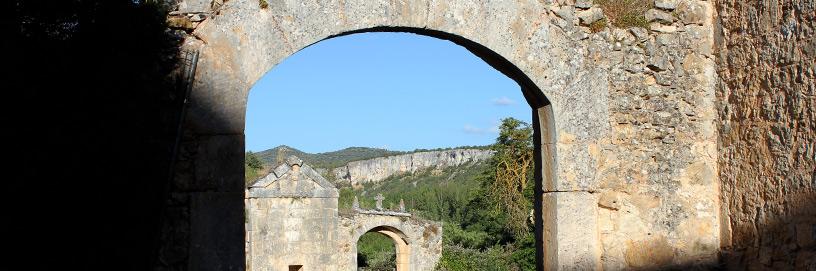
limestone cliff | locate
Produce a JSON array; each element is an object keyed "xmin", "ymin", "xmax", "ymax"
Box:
[{"xmin": 332, "ymin": 149, "xmax": 493, "ymax": 185}]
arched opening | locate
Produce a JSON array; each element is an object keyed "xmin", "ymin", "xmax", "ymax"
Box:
[
  {"xmin": 167, "ymin": 1, "xmax": 727, "ymax": 270},
  {"xmin": 355, "ymin": 226, "xmax": 411, "ymax": 271},
  {"xmin": 243, "ymin": 29, "xmax": 555, "ymax": 270}
]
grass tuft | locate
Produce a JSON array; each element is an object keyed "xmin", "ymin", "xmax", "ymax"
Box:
[
  {"xmin": 259, "ymin": 0, "xmax": 268, "ymax": 9},
  {"xmin": 595, "ymin": 0, "xmax": 653, "ymax": 29}
]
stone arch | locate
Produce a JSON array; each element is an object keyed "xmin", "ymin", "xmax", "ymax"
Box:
[
  {"xmin": 178, "ymin": 1, "xmax": 616, "ymax": 270},
  {"xmin": 339, "ymin": 214, "xmax": 441, "ymax": 271},
  {"xmin": 354, "ymin": 225, "xmax": 412, "ymax": 271}
]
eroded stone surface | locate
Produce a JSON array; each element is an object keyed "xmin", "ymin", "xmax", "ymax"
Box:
[
  {"xmin": 715, "ymin": 0, "xmax": 816, "ymax": 269},
  {"xmin": 655, "ymin": 0, "xmax": 678, "ymax": 10}
]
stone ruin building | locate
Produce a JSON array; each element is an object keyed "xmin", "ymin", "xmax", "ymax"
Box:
[
  {"xmin": 156, "ymin": 0, "xmax": 815, "ymax": 270},
  {"xmin": 245, "ymin": 156, "xmax": 442, "ymax": 271}
]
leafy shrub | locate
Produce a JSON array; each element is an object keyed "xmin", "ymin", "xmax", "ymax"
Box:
[
  {"xmin": 245, "ymin": 151, "xmax": 265, "ymax": 185},
  {"xmin": 436, "ymin": 245, "xmax": 511, "ymax": 271},
  {"xmin": 443, "ymin": 223, "xmax": 491, "ymax": 249},
  {"xmin": 357, "ymin": 233, "xmax": 396, "ymax": 270},
  {"xmin": 508, "ymin": 235, "xmax": 537, "ymax": 270}
]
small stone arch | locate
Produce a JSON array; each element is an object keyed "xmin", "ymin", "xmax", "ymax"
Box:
[
  {"xmin": 339, "ymin": 214, "xmax": 442, "ymax": 271},
  {"xmin": 354, "ymin": 225, "xmax": 412, "ymax": 271}
]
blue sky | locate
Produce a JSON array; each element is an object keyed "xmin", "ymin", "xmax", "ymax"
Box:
[{"xmin": 246, "ymin": 32, "xmax": 531, "ymax": 153}]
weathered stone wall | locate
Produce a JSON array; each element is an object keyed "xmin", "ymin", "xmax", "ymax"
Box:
[
  {"xmin": 544, "ymin": 0, "xmax": 722, "ymax": 269},
  {"xmin": 332, "ymin": 149, "xmax": 493, "ymax": 185},
  {"xmin": 247, "ymin": 197, "xmax": 340, "ymax": 270},
  {"xmin": 163, "ymin": 0, "xmax": 724, "ymax": 270},
  {"xmin": 714, "ymin": 0, "xmax": 816, "ymax": 269}
]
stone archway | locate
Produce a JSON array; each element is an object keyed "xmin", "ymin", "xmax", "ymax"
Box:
[
  {"xmin": 364, "ymin": 226, "xmax": 411, "ymax": 271},
  {"xmin": 339, "ymin": 213, "xmax": 442, "ymax": 271},
  {"xmin": 355, "ymin": 226, "xmax": 412, "ymax": 271},
  {"xmin": 167, "ymin": 0, "xmax": 722, "ymax": 270},
  {"xmin": 178, "ymin": 1, "xmax": 574, "ymax": 269}
]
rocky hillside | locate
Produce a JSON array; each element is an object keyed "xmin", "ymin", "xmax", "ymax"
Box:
[
  {"xmin": 255, "ymin": 145, "xmax": 404, "ymax": 169},
  {"xmin": 250, "ymin": 145, "xmax": 493, "ymax": 185},
  {"xmin": 332, "ymin": 149, "xmax": 493, "ymax": 185}
]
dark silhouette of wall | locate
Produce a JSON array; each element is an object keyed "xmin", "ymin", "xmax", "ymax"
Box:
[{"xmin": 6, "ymin": 1, "xmax": 184, "ymax": 269}]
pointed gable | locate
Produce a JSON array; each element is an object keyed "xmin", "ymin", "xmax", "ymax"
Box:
[{"xmin": 247, "ymin": 156, "xmax": 339, "ymax": 198}]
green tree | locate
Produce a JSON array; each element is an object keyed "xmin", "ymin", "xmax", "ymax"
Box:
[
  {"xmin": 245, "ymin": 151, "xmax": 264, "ymax": 184},
  {"xmin": 486, "ymin": 117, "xmax": 534, "ymax": 237},
  {"xmin": 246, "ymin": 151, "xmax": 263, "ymax": 169}
]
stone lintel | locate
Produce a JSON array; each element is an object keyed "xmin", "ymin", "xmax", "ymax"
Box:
[{"xmin": 354, "ymin": 209, "xmax": 412, "ymax": 217}]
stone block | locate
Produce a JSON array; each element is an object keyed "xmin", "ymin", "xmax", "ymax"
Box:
[
  {"xmin": 542, "ymin": 191, "xmax": 601, "ymax": 271},
  {"xmin": 648, "ymin": 52, "xmax": 671, "ymax": 72},
  {"xmin": 174, "ymin": 134, "xmax": 244, "ymax": 192},
  {"xmin": 577, "ymin": 8, "xmax": 605, "ymax": 25},
  {"xmin": 194, "ymin": 134, "xmax": 244, "ymax": 192},
  {"xmin": 629, "ymin": 27, "xmax": 649, "ymax": 42},
  {"xmin": 575, "ymin": 0, "xmax": 593, "ymax": 9},
  {"xmin": 655, "ymin": 0, "xmax": 678, "ymax": 10},
  {"xmin": 549, "ymin": 141, "xmax": 602, "ymax": 192},
  {"xmin": 624, "ymin": 235, "xmax": 674, "ymax": 268},
  {"xmin": 183, "ymin": 42, "xmax": 249, "ymax": 134},
  {"xmin": 177, "ymin": 0, "xmax": 212, "ymax": 13},
  {"xmin": 645, "ymin": 9, "xmax": 674, "ymax": 24},
  {"xmin": 650, "ymin": 23, "xmax": 677, "ymax": 33},
  {"xmin": 676, "ymin": 0, "xmax": 707, "ymax": 25}
]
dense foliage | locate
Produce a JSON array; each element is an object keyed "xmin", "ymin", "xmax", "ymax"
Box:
[
  {"xmin": 344, "ymin": 118, "xmax": 536, "ymax": 270},
  {"xmin": 487, "ymin": 118, "xmax": 534, "ymax": 237},
  {"xmin": 356, "ymin": 233, "xmax": 397, "ymax": 270}
]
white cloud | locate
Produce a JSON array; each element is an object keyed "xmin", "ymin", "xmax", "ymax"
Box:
[
  {"xmin": 492, "ymin": 96, "xmax": 515, "ymax": 106},
  {"xmin": 463, "ymin": 124, "xmax": 499, "ymax": 134},
  {"xmin": 463, "ymin": 125, "xmax": 484, "ymax": 134}
]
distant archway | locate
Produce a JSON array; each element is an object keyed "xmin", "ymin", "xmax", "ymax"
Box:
[{"xmin": 355, "ymin": 226, "xmax": 411, "ymax": 271}]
